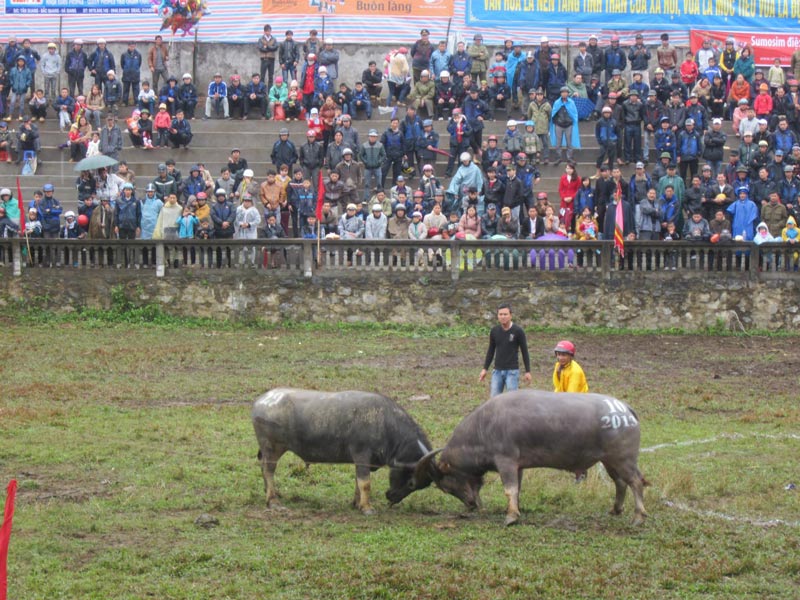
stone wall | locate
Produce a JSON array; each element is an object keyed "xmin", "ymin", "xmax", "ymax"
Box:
[{"xmin": 1, "ymin": 270, "xmax": 798, "ymax": 331}]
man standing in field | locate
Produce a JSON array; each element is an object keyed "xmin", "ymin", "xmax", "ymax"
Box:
[{"xmin": 479, "ymin": 303, "xmax": 532, "ymax": 397}]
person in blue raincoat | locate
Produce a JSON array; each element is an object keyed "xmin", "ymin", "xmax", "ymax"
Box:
[
  {"xmin": 447, "ymin": 152, "xmax": 484, "ymax": 216},
  {"xmin": 549, "ymin": 87, "xmax": 580, "ymax": 165},
  {"xmin": 726, "ymin": 186, "xmax": 759, "ymax": 240},
  {"xmin": 139, "ymin": 183, "xmax": 163, "ymax": 240}
]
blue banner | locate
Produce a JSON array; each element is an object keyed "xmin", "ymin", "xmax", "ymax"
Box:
[
  {"xmin": 466, "ymin": 0, "xmax": 800, "ymax": 31},
  {"xmin": 5, "ymin": 0, "xmax": 152, "ymax": 14}
]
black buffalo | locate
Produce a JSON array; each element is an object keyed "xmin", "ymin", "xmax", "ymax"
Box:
[{"xmin": 252, "ymin": 388, "xmax": 433, "ymax": 514}]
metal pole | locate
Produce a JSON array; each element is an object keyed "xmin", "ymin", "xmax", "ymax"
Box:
[{"xmin": 193, "ymin": 27, "xmax": 198, "ymax": 83}]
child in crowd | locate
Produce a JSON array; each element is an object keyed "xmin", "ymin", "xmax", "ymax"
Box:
[
  {"xmin": 28, "ymin": 89, "xmax": 48, "ymax": 122},
  {"xmin": 503, "ymin": 119, "xmax": 523, "ymax": 154},
  {"xmin": 153, "ymin": 102, "xmax": 172, "ymax": 148},
  {"xmin": 662, "ymin": 221, "xmax": 681, "ymax": 269},
  {"xmin": 768, "ymin": 57, "xmax": 785, "ymax": 92},
  {"xmin": 522, "ymin": 120, "xmax": 540, "ymax": 164},
  {"xmin": 55, "ymin": 87, "xmax": 75, "ymax": 131},
  {"xmin": 138, "ymin": 80, "xmax": 157, "ymax": 114},
  {"xmin": 86, "ymin": 131, "xmax": 101, "ymax": 157}
]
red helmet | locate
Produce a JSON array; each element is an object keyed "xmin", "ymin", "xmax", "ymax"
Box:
[{"xmin": 554, "ymin": 340, "xmax": 576, "ymax": 355}]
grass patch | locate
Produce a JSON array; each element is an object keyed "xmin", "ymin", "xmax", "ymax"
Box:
[{"xmin": 1, "ymin": 323, "xmax": 799, "ymax": 598}]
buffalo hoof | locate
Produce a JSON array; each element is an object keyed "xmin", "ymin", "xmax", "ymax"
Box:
[
  {"xmin": 361, "ymin": 507, "xmax": 376, "ymax": 516},
  {"xmin": 632, "ymin": 512, "xmax": 647, "ymax": 526},
  {"xmin": 609, "ymin": 506, "xmax": 624, "ymax": 516},
  {"xmin": 504, "ymin": 514, "xmax": 520, "ymax": 527}
]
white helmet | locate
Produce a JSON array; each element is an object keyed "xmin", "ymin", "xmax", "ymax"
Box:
[
  {"xmin": 0, "ymin": 188, "xmax": 10, "ymax": 197},
  {"xmin": 460, "ymin": 151, "xmax": 471, "ymax": 162}
]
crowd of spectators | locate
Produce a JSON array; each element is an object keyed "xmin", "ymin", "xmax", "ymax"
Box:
[{"xmin": 0, "ymin": 29, "xmax": 798, "ymax": 264}]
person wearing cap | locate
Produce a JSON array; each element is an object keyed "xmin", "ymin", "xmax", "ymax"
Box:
[
  {"xmin": 139, "ymin": 182, "xmax": 164, "ymax": 241},
  {"xmin": 410, "ymin": 28, "xmax": 434, "ymax": 84},
  {"xmin": 467, "ymin": 33, "xmax": 489, "ymax": 84},
  {"xmin": 362, "ymin": 201, "xmax": 388, "ymax": 240},
  {"xmin": 447, "ymin": 150, "xmax": 483, "ymax": 212},
  {"xmin": 234, "ymin": 194, "xmax": 261, "ymax": 265},
  {"xmin": 64, "ymin": 39, "xmax": 89, "ymax": 98},
  {"xmin": 99, "ymin": 109, "xmax": 123, "ymax": 163},
  {"xmin": 628, "ymin": 33, "xmax": 651, "ymax": 85},
  {"xmin": 594, "ymin": 106, "xmax": 619, "ymax": 177},
  {"xmin": 550, "ymin": 86, "xmax": 580, "ymax": 164},
  {"xmin": 552, "ymin": 340, "xmax": 588, "ymax": 394},
  {"xmin": 88, "ymin": 38, "xmax": 114, "ymax": 89},
  {"xmin": 127, "ymin": 108, "xmax": 153, "ymax": 148},
  {"xmin": 338, "ymin": 200, "xmax": 366, "ymax": 242},
  {"xmin": 256, "ymin": 25, "xmax": 279, "ymax": 90},
  {"xmin": 544, "ymin": 52, "xmax": 567, "ymax": 103},
  {"xmin": 516, "ymin": 52, "xmax": 539, "ymax": 112},
  {"xmin": 359, "ymin": 129, "xmax": 386, "ymax": 201},
  {"xmin": 264, "ymin": 74, "xmax": 286, "ymax": 119},
  {"xmin": 417, "ymin": 120, "xmax": 441, "ymax": 178},
  {"xmin": 407, "ymin": 69, "xmax": 435, "ymax": 117},
  {"xmin": 174, "ymin": 72, "xmax": 197, "ymax": 120},
  {"xmin": 647, "ymin": 66, "xmax": 667, "ymax": 103},
  {"xmin": 318, "ymin": 38, "xmax": 340, "ymax": 86},
  {"xmin": 526, "ymin": 87, "xmax": 550, "ymax": 163},
  {"xmin": 102, "ymin": 68, "xmax": 122, "ymax": 117},
  {"xmin": 444, "ymin": 107, "xmax": 473, "ymax": 178},
  {"xmin": 602, "ymin": 35, "xmax": 627, "ymax": 84},
  {"xmin": 204, "ymin": 72, "xmax": 229, "ymax": 119},
  {"xmin": 119, "ymin": 42, "xmax": 142, "ymax": 107},
  {"xmin": 40, "ymin": 42, "xmax": 61, "ymax": 103},
  {"xmin": 113, "ymin": 181, "xmax": 141, "ymax": 244},
  {"xmin": 702, "ymin": 117, "xmax": 727, "ymax": 176},
  {"xmin": 762, "ymin": 188, "xmax": 790, "ymax": 238},
  {"xmin": 621, "ymin": 88, "xmax": 644, "ymax": 165},
  {"xmin": 278, "ymin": 30, "xmax": 300, "ymax": 84},
  {"xmin": 656, "ymin": 160, "xmax": 686, "ymax": 212},
  {"xmin": 335, "ymin": 147, "xmax": 364, "ymax": 208},
  {"xmin": 488, "ymin": 68, "xmax": 511, "ymax": 119},
  {"xmin": 2, "ymin": 37, "xmax": 20, "ymax": 72},
  {"xmin": 240, "ymin": 72, "xmax": 266, "ymax": 120}
]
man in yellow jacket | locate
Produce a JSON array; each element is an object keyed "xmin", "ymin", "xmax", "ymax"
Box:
[{"xmin": 552, "ymin": 340, "xmax": 588, "ymax": 393}]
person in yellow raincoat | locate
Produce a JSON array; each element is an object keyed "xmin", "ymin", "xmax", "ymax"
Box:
[{"xmin": 552, "ymin": 340, "xmax": 588, "ymax": 393}]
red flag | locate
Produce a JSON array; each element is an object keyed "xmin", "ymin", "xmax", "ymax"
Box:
[
  {"xmin": 315, "ymin": 170, "xmax": 325, "ymax": 221},
  {"xmin": 15, "ymin": 178, "xmax": 24, "ymax": 233},
  {"xmin": 0, "ymin": 480, "xmax": 18, "ymax": 600},
  {"xmin": 613, "ymin": 183, "xmax": 625, "ymax": 258}
]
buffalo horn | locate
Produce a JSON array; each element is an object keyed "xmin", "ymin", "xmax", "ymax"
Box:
[{"xmin": 413, "ymin": 448, "xmax": 443, "ymax": 487}]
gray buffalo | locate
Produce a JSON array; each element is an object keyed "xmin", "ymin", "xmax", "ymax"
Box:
[
  {"xmin": 252, "ymin": 388, "xmax": 433, "ymax": 514},
  {"xmin": 414, "ymin": 390, "xmax": 648, "ymax": 526}
]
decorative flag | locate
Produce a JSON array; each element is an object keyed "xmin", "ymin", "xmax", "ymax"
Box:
[
  {"xmin": 613, "ymin": 181, "xmax": 625, "ymax": 257},
  {"xmin": 15, "ymin": 178, "xmax": 24, "ymax": 233},
  {"xmin": 315, "ymin": 170, "xmax": 325, "ymax": 221},
  {"xmin": 0, "ymin": 480, "xmax": 18, "ymax": 600}
]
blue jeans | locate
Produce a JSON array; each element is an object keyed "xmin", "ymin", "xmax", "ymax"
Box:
[
  {"xmin": 350, "ymin": 98, "xmax": 372, "ymax": 118},
  {"xmin": 490, "ymin": 369, "xmax": 519, "ymax": 397}
]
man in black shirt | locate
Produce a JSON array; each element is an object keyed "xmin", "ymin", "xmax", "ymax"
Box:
[{"xmin": 479, "ymin": 303, "xmax": 532, "ymax": 397}]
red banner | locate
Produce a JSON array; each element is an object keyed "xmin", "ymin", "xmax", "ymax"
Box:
[
  {"xmin": 0, "ymin": 480, "xmax": 18, "ymax": 600},
  {"xmin": 691, "ymin": 29, "xmax": 800, "ymax": 68}
]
